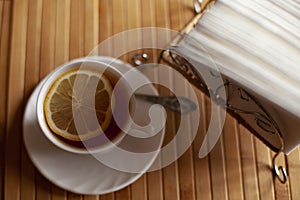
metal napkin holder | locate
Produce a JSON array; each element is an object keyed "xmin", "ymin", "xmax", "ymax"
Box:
[{"xmin": 157, "ymin": 0, "xmax": 288, "ymax": 183}]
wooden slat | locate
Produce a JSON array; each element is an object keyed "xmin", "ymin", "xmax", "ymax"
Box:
[
  {"xmin": 155, "ymin": 0, "xmax": 180, "ymax": 199},
  {"xmin": 99, "ymin": 0, "xmax": 112, "ymax": 42},
  {"xmin": 183, "ymin": 0, "xmax": 195, "ymax": 24},
  {"xmin": 146, "ymin": 170, "xmax": 164, "ymax": 200},
  {"xmin": 111, "ymin": 1, "xmax": 131, "ymax": 199},
  {"xmin": 130, "ymin": 175, "xmax": 147, "ymax": 200},
  {"xmin": 271, "ymin": 151, "xmax": 290, "ymax": 200},
  {"xmin": 4, "ymin": 0, "xmax": 28, "ymax": 199},
  {"xmin": 254, "ymin": 137, "xmax": 275, "ymax": 199},
  {"xmin": 0, "ymin": 1, "xmax": 3, "ymax": 37},
  {"xmin": 193, "ymin": 94, "xmax": 212, "ymax": 200},
  {"xmin": 39, "ymin": 0, "xmax": 56, "ymax": 78},
  {"xmin": 36, "ymin": 173, "xmax": 52, "ymax": 200},
  {"xmin": 170, "ymin": 1, "xmax": 196, "ymax": 200},
  {"xmin": 160, "ymin": 51, "xmax": 180, "ymax": 198},
  {"xmin": 126, "ymin": 0, "xmax": 142, "ymax": 61},
  {"xmin": 140, "ymin": 0, "xmax": 158, "ymax": 67},
  {"xmin": 208, "ymin": 108, "xmax": 228, "ymax": 200},
  {"xmin": 69, "ymin": 0, "xmax": 85, "ymax": 60},
  {"xmin": 84, "ymin": 195, "xmax": 99, "ymax": 200},
  {"xmin": 115, "ymin": 187, "xmax": 131, "ymax": 200},
  {"xmin": 155, "ymin": 0, "xmax": 170, "ymax": 46},
  {"xmin": 141, "ymin": 0, "xmax": 155, "ymax": 28},
  {"xmin": 126, "ymin": 0, "xmax": 141, "ymax": 64},
  {"xmin": 209, "ymin": 137, "xmax": 228, "ymax": 200},
  {"xmin": 274, "ymin": 179, "xmax": 290, "ymax": 200},
  {"xmin": 112, "ymin": 0, "xmax": 127, "ymax": 61},
  {"xmin": 127, "ymin": 0, "xmax": 141, "ymax": 31},
  {"xmin": 0, "ymin": 1, "xmax": 11, "ymax": 199},
  {"xmin": 177, "ymin": 132, "xmax": 196, "ymax": 200},
  {"xmin": 159, "ymin": 56, "xmax": 180, "ymax": 198},
  {"xmin": 52, "ymin": 185, "xmax": 67, "ymax": 200},
  {"xmin": 169, "ymin": 0, "xmax": 183, "ymax": 31},
  {"xmin": 126, "ymin": 32, "xmax": 148, "ymax": 200},
  {"xmin": 24, "ymin": 0, "xmax": 43, "ymax": 96},
  {"xmin": 21, "ymin": 0, "xmax": 43, "ymax": 199},
  {"xmin": 202, "ymin": 97, "xmax": 228, "ymax": 200},
  {"xmin": 68, "ymin": 192, "xmax": 83, "ymax": 200},
  {"xmin": 100, "ymin": 193, "xmax": 115, "ymax": 200},
  {"xmin": 126, "ymin": 2, "xmax": 148, "ymax": 199},
  {"xmin": 239, "ymin": 125, "xmax": 260, "ymax": 199},
  {"xmin": 54, "ymin": 0, "xmax": 70, "ymax": 67},
  {"xmin": 36, "ymin": 0, "xmax": 57, "ymax": 199},
  {"xmin": 98, "ymin": 0, "xmax": 112, "ymax": 56},
  {"xmin": 223, "ymin": 115, "xmax": 244, "ymax": 200},
  {"xmin": 176, "ymin": 112, "xmax": 196, "ymax": 200},
  {"xmin": 84, "ymin": 0, "xmax": 99, "ymax": 56},
  {"xmin": 112, "ymin": 0, "xmax": 127, "ymax": 33},
  {"xmin": 182, "ymin": 0, "xmax": 212, "ymax": 199},
  {"xmin": 155, "ymin": 0, "xmax": 170, "ymax": 28},
  {"xmin": 140, "ymin": 2, "xmax": 164, "ymax": 200},
  {"xmin": 287, "ymin": 147, "xmax": 300, "ymax": 199}
]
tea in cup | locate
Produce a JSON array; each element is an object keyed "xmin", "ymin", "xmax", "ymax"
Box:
[{"xmin": 37, "ymin": 58, "xmax": 134, "ymax": 154}]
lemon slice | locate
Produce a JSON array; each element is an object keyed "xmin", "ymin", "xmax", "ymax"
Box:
[{"xmin": 44, "ymin": 68, "xmax": 113, "ymax": 141}]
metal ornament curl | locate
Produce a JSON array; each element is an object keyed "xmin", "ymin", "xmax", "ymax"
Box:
[{"xmin": 158, "ymin": 47, "xmax": 288, "ymax": 184}]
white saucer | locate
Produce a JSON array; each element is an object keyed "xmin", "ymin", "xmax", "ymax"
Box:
[{"xmin": 23, "ymin": 57, "xmax": 165, "ymax": 195}]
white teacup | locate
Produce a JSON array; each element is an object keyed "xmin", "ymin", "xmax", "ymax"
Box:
[{"xmin": 36, "ymin": 58, "xmax": 135, "ymax": 154}]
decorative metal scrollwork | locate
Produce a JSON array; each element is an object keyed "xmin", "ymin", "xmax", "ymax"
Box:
[
  {"xmin": 157, "ymin": 48, "xmax": 288, "ymax": 184},
  {"xmin": 159, "ymin": 49, "xmax": 209, "ymax": 94},
  {"xmin": 217, "ymin": 82, "xmax": 280, "ymax": 136}
]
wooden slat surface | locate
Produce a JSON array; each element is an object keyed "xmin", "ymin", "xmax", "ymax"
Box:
[
  {"xmin": 223, "ymin": 116, "xmax": 243, "ymax": 200},
  {"xmin": 0, "ymin": 1, "xmax": 11, "ymax": 199},
  {"xmin": 239, "ymin": 125, "xmax": 260, "ymax": 199},
  {"xmin": 21, "ymin": 0, "xmax": 43, "ymax": 199},
  {"xmin": 4, "ymin": 0, "xmax": 28, "ymax": 199},
  {"xmin": 1, "ymin": 0, "xmax": 299, "ymax": 199},
  {"xmin": 140, "ymin": 2, "xmax": 164, "ymax": 200}
]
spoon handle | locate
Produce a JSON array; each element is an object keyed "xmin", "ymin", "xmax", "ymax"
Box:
[{"xmin": 134, "ymin": 94, "xmax": 197, "ymax": 114}]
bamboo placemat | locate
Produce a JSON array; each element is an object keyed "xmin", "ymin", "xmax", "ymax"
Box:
[{"xmin": 1, "ymin": 0, "xmax": 300, "ymax": 199}]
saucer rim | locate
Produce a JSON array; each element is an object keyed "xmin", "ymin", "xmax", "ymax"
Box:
[{"xmin": 22, "ymin": 56, "xmax": 164, "ymax": 195}]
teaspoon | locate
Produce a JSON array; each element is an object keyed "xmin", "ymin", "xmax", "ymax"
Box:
[{"xmin": 135, "ymin": 93, "xmax": 197, "ymax": 114}]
